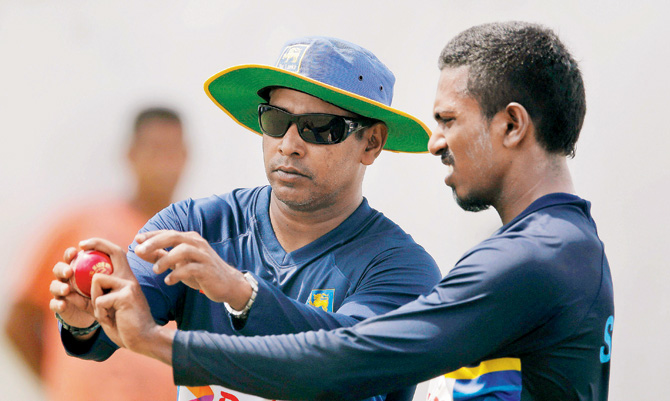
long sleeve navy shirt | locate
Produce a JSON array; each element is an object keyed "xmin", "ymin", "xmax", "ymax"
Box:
[
  {"xmin": 62, "ymin": 186, "xmax": 441, "ymax": 401},
  {"xmin": 171, "ymin": 193, "xmax": 614, "ymax": 401}
]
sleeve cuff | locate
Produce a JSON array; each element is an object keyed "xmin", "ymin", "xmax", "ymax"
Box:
[
  {"xmin": 60, "ymin": 322, "xmax": 101, "ymax": 356},
  {"xmin": 60, "ymin": 320, "xmax": 118, "ymax": 360}
]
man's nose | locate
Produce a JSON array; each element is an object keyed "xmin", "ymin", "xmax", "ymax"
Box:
[
  {"xmin": 278, "ymin": 123, "xmax": 306, "ymax": 156},
  {"xmin": 427, "ymin": 129, "xmax": 447, "ymax": 156}
]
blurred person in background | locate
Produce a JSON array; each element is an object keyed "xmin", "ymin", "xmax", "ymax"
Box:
[{"xmin": 4, "ymin": 107, "xmax": 188, "ymax": 401}]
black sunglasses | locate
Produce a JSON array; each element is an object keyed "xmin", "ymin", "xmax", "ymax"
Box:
[{"xmin": 258, "ymin": 104, "xmax": 376, "ymax": 145}]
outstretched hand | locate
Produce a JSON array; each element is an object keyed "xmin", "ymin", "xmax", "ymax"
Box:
[{"xmin": 134, "ymin": 230, "xmax": 252, "ymax": 310}]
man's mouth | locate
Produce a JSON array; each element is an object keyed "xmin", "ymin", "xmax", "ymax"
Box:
[
  {"xmin": 441, "ymin": 152, "xmax": 454, "ymax": 177},
  {"xmin": 274, "ymin": 165, "xmax": 310, "ymax": 179}
]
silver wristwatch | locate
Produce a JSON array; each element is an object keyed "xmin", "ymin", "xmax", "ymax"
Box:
[{"xmin": 224, "ymin": 272, "xmax": 258, "ymax": 319}]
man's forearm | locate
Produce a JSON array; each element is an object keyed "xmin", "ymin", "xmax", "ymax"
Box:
[
  {"xmin": 168, "ymin": 302, "xmax": 457, "ymax": 401},
  {"xmin": 134, "ymin": 325, "xmax": 177, "ymax": 366}
]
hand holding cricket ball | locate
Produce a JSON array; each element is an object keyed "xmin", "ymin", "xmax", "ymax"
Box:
[
  {"xmin": 49, "ymin": 242, "xmax": 118, "ymax": 336},
  {"xmin": 49, "ymin": 238, "xmax": 174, "ymax": 359},
  {"xmin": 69, "ymin": 250, "xmax": 114, "ymax": 298}
]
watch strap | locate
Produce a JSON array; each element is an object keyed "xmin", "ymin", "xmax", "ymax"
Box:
[
  {"xmin": 55, "ymin": 313, "xmax": 100, "ymax": 336},
  {"xmin": 224, "ymin": 272, "xmax": 258, "ymax": 319}
]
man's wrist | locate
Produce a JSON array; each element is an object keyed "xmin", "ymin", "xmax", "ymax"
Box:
[
  {"xmin": 135, "ymin": 325, "xmax": 176, "ymax": 366},
  {"xmin": 55, "ymin": 313, "xmax": 100, "ymax": 338},
  {"xmin": 224, "ymin": 272, "xmax": 258, "ymax": 319}
]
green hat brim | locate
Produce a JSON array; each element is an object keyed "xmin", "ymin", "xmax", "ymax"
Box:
[{"xmin": 204, "ymin": 65, "xmax": 431, "ymax": 153}]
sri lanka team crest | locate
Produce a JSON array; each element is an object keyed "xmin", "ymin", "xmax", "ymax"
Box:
[
  {"xmin": 308, "ymin": 289, "xmax": 334, "ymax": 312},
  {"xmin": 276, "ymin": 44, "xmax": 309, "ymax": 72}
]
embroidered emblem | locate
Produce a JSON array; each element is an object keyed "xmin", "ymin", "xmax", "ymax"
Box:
[
  {"xmin": 276, "ymin": 44, "xmax": 309, "ymax": 72},
  {"xmin": 308, "ymin": 289, "xmax": 335, "ymax": 312}
]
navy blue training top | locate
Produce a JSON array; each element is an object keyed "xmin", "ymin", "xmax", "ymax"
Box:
[
  {"xmin": 172, "ymin": 193, "xmax": 614, "ymax": 401},
  {"xmin": 62, "ymin": 186, "xmax": 441, "ymax": 401}
]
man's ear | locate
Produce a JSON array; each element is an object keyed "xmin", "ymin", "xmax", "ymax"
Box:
[
  {"xmin": 361, "ymin": 123, "xmax": 388, "ymax": 165},
  {"xmin": 499, "ymin": 102, "xmax": 532, "ymax": 149}
]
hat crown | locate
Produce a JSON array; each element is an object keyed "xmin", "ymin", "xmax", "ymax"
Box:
[{"xmin": 274, "ymin": 36, "xmax": 395, "ymax": 107}]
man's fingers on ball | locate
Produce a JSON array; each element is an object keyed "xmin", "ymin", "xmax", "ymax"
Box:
[
  {"xmin": 49, "ymin": 298, "xmax": 66, "ymax": 313},
  {"xmin": 91, "ymin": 273, "xmax": 125, "ymax": 296},
  {"xmin": 50, "ymin": 280, "xmax": 70, "ymax": 297},
  {"xmin": 63, "ymin": 247, "xmax": 78, "ymax": 262},
  {"xmin": 53, "ymin": 261, "xmax": 73, "ymax": 280},
  {"xmin": 90, "ymin": 279, "xmax": 104, "ymax": 301},
  {"xmin": 79, "ymin": 237, "xmax": 124, "ymax": 258},
  {"xmin": 93, "ymin": 292, "xmax": 117, "ymax": 312}
]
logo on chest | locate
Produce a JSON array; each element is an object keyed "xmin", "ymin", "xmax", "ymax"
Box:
[{"xmin": 308, "ymin": 289, "xmax": 335, "ymax": 312}]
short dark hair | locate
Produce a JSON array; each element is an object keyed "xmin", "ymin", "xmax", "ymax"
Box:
[
  {"xmin": 439, "ymin": 21, "xmax": 586, "ymax": 157},
  {"xmin": 133, "ymin": 107, "xmax": 182, "ymax": 135}
]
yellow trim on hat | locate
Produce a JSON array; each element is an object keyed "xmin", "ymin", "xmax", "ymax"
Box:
[{"xmin": 204, "ymin": 64, "xmax": 432, "ymax": 153}]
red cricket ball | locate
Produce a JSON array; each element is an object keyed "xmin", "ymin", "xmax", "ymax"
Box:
[{"xmin": 69, "ymin": 250, "xmax": 114, "ymax": 298}]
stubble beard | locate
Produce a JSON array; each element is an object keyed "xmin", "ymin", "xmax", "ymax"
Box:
[{"xmin": 453, "ymin": 189, "xmax": 492, "ymax": 212}]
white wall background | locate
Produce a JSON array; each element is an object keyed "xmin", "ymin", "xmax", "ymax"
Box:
[{"xmin": 0, "ymin": 1, "xmax": 667, "ymax": 400}]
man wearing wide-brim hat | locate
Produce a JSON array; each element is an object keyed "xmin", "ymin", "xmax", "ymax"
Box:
[
  {"xmin": 207, "ymin": 36, "xmax": 432, "ymax": 153},
  {"xmin": 52, "ymin": 36, "xmax": 441, "ymax": 401}
]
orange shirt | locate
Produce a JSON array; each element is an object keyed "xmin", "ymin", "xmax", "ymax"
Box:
[{"xmin": 13, "ymin": 200, "xmax": 177, "ymax": 401}]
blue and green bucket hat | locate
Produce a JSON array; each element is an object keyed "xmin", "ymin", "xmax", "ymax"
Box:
[{"xmin": 205, "ymin": 36, "xmax": 431, "ymax": 153}]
